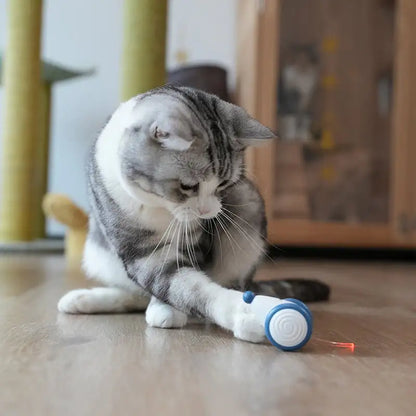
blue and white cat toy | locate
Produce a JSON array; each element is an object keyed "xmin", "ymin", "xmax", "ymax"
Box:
[{"xmin": 243, "ymin": 291, "xmax": 313, "ymax": 351}]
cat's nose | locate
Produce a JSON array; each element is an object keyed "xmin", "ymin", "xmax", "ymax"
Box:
[{"xmin": 198, "ymin": 207, "xmax": 211, "ymax": 216}]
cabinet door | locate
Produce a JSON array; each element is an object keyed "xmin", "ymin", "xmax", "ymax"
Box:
[
  {"xmin": 238, "ymin": 0, "xmax": 416, "ymax": 247},
  {"xmin": 391, "ymin": 0, "xmax": 416, "ymax": 245}
]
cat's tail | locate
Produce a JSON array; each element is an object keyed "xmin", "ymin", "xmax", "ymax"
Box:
[{"xmin": 236, "ymin": 278, "xmax": 330, "ymax": 302}]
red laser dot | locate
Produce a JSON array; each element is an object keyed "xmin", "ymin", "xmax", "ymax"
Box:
[
  {"xmin": 332, "ymin": 341, "xmax": 355, "ymax": 351},
  {"xmin": 315, "ymin": 338, "xmax": 355, "ymax": 351}
]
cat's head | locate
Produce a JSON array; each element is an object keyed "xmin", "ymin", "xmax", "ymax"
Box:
[{"xmin": 106, "ymin": 86, "xmax": 276, "ymax": 222}]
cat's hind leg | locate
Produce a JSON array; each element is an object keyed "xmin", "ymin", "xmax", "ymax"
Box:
[
  {"xmin": 58, "ymin": 235, "xmax": 149, "ymax": 314},
  {"xmin": 58, "ymin": 287, "xmax": 147, "ymax": 314}
]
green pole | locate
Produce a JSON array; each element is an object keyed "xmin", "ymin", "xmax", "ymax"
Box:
[
  {"xmin": 0, "ymin": 0, "xmax": 43, "ymax": 241},
  {"xmin": 121, "ymin": 0, "xmax": 168, "ymax": 100}
]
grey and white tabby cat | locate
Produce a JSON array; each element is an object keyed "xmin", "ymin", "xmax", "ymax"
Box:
[{"xmin": 58, "ymin": 86, "xmax": 328, "ymax": 343}]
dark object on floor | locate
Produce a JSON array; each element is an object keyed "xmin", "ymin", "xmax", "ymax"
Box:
[{"xmin": 168, "ymin": 65, "xmax": 230, "ymax": 101}]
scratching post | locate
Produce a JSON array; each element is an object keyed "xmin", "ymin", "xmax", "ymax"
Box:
[
  {"xmin": 33, "ymin": 82, "xmax": 51, "ymax": 239},
  {"xmin": 0, "ymin": 56, "xmax": 92, "ymax": 242},
  {"xmin": 0, "ymin": 0, "xmax": 43, "ymax": 241},
  {"xmin": 121, "ymin": 0, "xmax": 168, "ymax": 100}
]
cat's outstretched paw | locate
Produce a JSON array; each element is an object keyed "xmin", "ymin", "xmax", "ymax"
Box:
[
  {"xmin": 233, "ymin": 312, "xmax": 265, "ymax": 343},
  {"xmin": 146, "ymin": 302, "xmax": 188, "ymax": 329}
]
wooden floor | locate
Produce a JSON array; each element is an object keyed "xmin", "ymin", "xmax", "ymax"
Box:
[{"xmin": 0, "ymin": 255, "xmax": 415, "ymax": 416}]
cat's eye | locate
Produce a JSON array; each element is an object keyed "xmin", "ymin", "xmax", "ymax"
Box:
[
  {"xmin": 180, "ymin": 183, "xmax": 199, "ymax": 193},
  {"xmin": 218, "ymin": 180, "xmax": 229, "ymax": 188}
]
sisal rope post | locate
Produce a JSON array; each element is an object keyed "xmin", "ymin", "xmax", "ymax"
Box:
[
  {"xmin": 33, "ymin": 82, "xmax": 51, "ymax": 238},
  {"xmin": 0, "ymin": 0, "xmax": 43, "ymax": 241},
  {"xmin": 120, "ymin": 0, "xmax": 168, "ymax": 100}
]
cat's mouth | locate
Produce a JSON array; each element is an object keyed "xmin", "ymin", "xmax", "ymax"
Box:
[{"xmin": 172, "ymin": 206, "xmax": 220, "ymax": 223}]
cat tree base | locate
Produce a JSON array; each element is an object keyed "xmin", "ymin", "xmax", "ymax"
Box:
[{"xmin": 0, "ymin": 239, "xmax": 64, "ymax": 253}]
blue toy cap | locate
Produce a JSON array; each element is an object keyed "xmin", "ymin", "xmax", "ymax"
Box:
[{"xmin": 243, "ymin": 291, "xmax": 256, "ymax": 304}]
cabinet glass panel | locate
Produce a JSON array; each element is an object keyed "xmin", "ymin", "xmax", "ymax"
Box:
[{"xmin": 274, "ymin": 0, "xmax": 395, "ymax": 223}]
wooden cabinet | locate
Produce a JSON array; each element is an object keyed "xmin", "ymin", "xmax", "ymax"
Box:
[{"xmin": 237, "ymin": 0, "xmax": 416, "ymax": 248}]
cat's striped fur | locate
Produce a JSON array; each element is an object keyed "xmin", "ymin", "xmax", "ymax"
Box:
[{"xmin": 58, "ymin": 86, "xmax": 329, "ymax": 342}]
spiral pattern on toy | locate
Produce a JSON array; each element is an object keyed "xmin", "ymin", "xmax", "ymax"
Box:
[{"xmin": 267, "ymin": 307, "xmax": 309, "ymax": 350}]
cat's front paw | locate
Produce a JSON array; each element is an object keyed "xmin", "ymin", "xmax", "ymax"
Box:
[
  {"xmin": 233, "ymin": 312, "xmax": 265, "ymax": 343},
  {"xmin": 146, "ymin": 303, "xmax": 188, "ymax": 329}
]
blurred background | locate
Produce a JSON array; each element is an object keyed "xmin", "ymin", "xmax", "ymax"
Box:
[
  {"xmin": 237, "ymin": 0, "xmax": 416, "ymax": 253},
  {"xmin": 0, "ymin": 0, "xmax": 237, "ymax": 237},
  {"xmin": 0, "ymin": 0, "xmax": 415, "ymax": 255}
]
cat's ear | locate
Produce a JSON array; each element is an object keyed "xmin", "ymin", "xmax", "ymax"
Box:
[
  {"xmin": 224, "ymin": 102, "xmax": 277, "ymax": 147},
  {"xmin": 236, "ymin": 117, "xmax": 278, "ymax": 147},
  {"xmin": 150, "ymin": 121, "xmax": 194, "ymax": 151}
]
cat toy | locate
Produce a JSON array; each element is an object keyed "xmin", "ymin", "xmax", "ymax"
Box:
[{"xmin": 243, "ymin": 291, "xmax": 313, "ymax": 351}]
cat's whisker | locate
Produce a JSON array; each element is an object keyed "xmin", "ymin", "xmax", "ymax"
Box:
[
  {"xmin": 219, "ymin": 213, "xmax": 247, "ymax": 254},
  {"xmin": 221, "ymin": 207, "xmax": 266, "ymax": 237},
  {"xmin": 158, "ymin": 219, "xmax": 179, "ymax": 274},
  {"xmin": 152, "ymin": 221, "xmax": 176, "ymax": 281},
  {"xmin": 143, "ymin": 217, "xmax": 176, "ymax": 268},
  {"xmin": 184, "ymin": 220, "xmax": 195, "ymax": 269},
  {"xmin": 213, "ymin": 216, "xmax": 232, "ymax": 255},
  {"xmin": 192, "ymin": 233, "xmax": 200, "ymax": 268},
  {"xmin": 188, "ymin": 220, "xmax": 199, "ymax": 270},
  {"xmin": 211, "ymin": 219, "xmax": 223, "ymax": 265},
  {"xmin": 180, "ymin": 220, "xmax": 185, "ymax": 268},
  {"xmin": 186, "ymin": 210, "xmax": 203, "ymax": 269},
  {"xmin": 219, "ymin": 210, "xmax": 276, "ymax": 263},
  {"xmin": 221, "ymin": 207, "xmax": 285, "ymax": 254},
  {"xmin": 216, "ymin": 214, "xmax": 240, "ymax": 255},
  {"xmin": 220, "ymin": 210, "xmax": 268, "ymax": 255},
  {"xmin": 175, "ymin": 220, "xmax": 182, "ymax": 271},
  {"xmin": 196, "ymin": 218, "xmax": 212, "ymax": 235},
  {"xmin": 222, "ymin": 202, "xmax": 252, "ymax": 208},
  {"xmin": 188, "ymin": 223, "xmax": 198, "ymax": 269},
  {"xmin": 205, "ymin": 219, "xmax": 215, "ymax": 253}
]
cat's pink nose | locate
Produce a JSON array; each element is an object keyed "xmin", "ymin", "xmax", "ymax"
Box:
[{"xmin": 198, "ymin": 207, "xmax": 211, "ymax": 216}]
